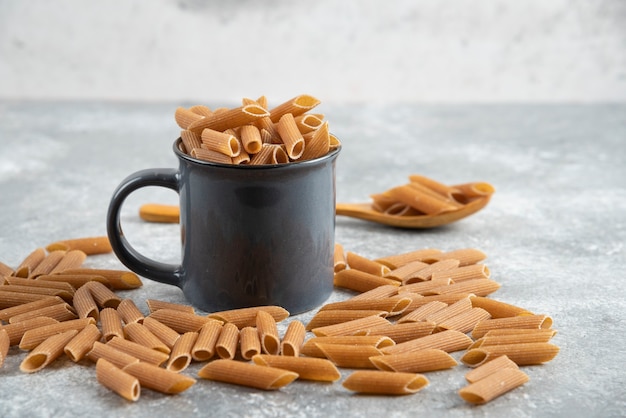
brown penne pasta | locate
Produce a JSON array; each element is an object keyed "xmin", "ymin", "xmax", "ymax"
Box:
[
  {"xmin": 8, "ymin": 302, "xmax": 77, "ymax": 324},
  {"xmin": 268, "ymin": 94, "xmax": 320, "ymax": 123},
  {"xmin": 123, "ymin": 323, "xmax": 171, "ymax": 354},
  {"xmin": 166, "ymin": 331, "xmax": 197, "ymax": 372},
  {"xmin": 461, "ymin": 342, "xmax": 560, "ymax": 367},
  {"xmin": 385, "ymin": 184, "xmax": 459, "ymax": 215},
  {"xmin": 87, "ymin": 341, "xmax": 140, "ymax": 368},
  {"xmin": 100, "ymin": 308, "xmax": 124, "ymax": 342},
  {"xmin": 72, "ymin": 284, "xmax": 99, "ymax": 320},
  {"xmin": 384, "ymin": 261, "xmax": 430, "ymax": 282},
  {"xmin": 464, "ymin": 354, "xmax": 519, "ymax": 383},
  {"xmin": 106, "ymin": 336, "xmax": 169, "ymax": 366},
  {"xmin": 408, "ymin": 174, "xmax": 461, "ymax": 200},
  {"xmin": 311, "ymin": 315, "xmax": 391, "ymax": 337},
  {"xmin": 201, "ymin": 128, "xmax": 241, "ymax": 157},
  {"xmin": 375, "ymin": 248, "xmax": 443, "ymax": 269},
  {"xmin": 48, "ymin": 250, "xmax": 87, "ymax": 274},
  {"xmin": 191, "ymin": 320, "xmax": 222, "ymax": 361},
  {"xmin": 253, "ymin": 354, "xmax": 341, "ymax": 382},
  {"xmin": 198, "ymin": 359, "xmax": 298, "ymax": 390},
  {"xmin": 316, "ymin": 343, "xmax": 382, "ymax": 369},
  {"xmin": 29, "ymin": 250, "xmax": 66, "ymax": 278},
  {"xmin": 402, "ymin": 259, "xmax": 460, "ymax": 285},
  {"xmin": 300, "ymin": 335, "xmax": 395, "ymax": 358},
  {"xmin": 215, "ymin": 322, "xmax": 239, "ymax": 359},
  {"xmin": 469, "ymin": 296, "xmax": 533, "ymax": 318},
  {"xmin": 0, "ymin": 329, "xmax": 10, "ymax": 367},
  {"xmin": 342, "ymin": 370, "xmax": 429, "ymax": 395},
  {"xmin": 0, "ymin": 291, "xmax": 59, "ymax": 309},
  {"xmin": 459, "ymin": 367, "xmax": 529, "ymax": 404},
  {"xmin": 207, "ymin": 306, "xmax": 289, "ymax": 329},
  {"xmin": 148, "ymin": 308, "xmax": 218, "ymax": 333},
  {"xmin": 0, "ymin": 260, "xmax": 15, "ymax": 277},
  {"xmin": 2, "ymin": 316, "xmax": 59, "ymax": 346},
  {"xmin": 123, "ymin": 361, "xmax": 196, "ymax": 394},
  {"xmin": 333, "ymin": 269, "xmax": 400, "ymax": 293},
  {"xmin": 349, "ymin": 284, "xmax": 400, "ymax": 301},
  {"xmin": 280, "ymin": 320, "xmax": 305, "ymax": 357},
  {"xmin": 256, "ymin": 310, "xmax": 280, "ymax": 355},
  {"xmin": 428, "ymin": 279, "xmax": 501, "ymax": 297},
  {"xmin": 14, "ymin": 247, "xmax": 46, "ymax": 278},
  {"xmin": 0, "ymin": 296, "xmax": 66, "ymax": 322},
  {"xmin": 333, "ymin": 243, "xmax": 347, "ymax": 272},
  {"xmin": 365, "ymin": 321, "xmax": 436, "ymax": 344},
  {"xmin": 471, "ymin": 314, "xmax": 553, "ymax": 340},
  {"xmin": 346, "ymin": 251, "xmax": 391, "ymax": 276},
  {"xmin": 96, "ymin": 358, "xmax": 140, "ymax": 402},
  {"xmin": 430, "ymin": 263, "xmax": 490, "ymax": 282},
  {"xmin": 239, "ymin": 326, "xmax": 261, "ymax": 360},
  {"xmin": 64, "ymin": 323, "xmax": 102, "ymax": 362},
  {"xmin": 117, "ymin": 299, "xmax": 144, "ymax": 325},
  {"xmin": 300, "ymin": 120, "xmax": 330, "ymax": 160},
  {"xmin": 84, "ymin": 281, "xmax": 121, "ymax": 308},
  {"xmin": 469, "ymin": 329, "xmax": 557, "ymax": 349},
  {"xmin": 60, "ymin": 268, "xmax": 142, "ymax": 290},
  {"xmin": 381, "ymin": 330, "xmax": 473, "ymax": 355},
  {"xmin": 4, "ymin": 276, "xmax": 75, "ymax": 295},
  {"xmin": 141, "ymin": 317, "xmax": 181, "ymax": 349},
  {"xmin": 180, "ymin": 129, "xmax": 203, "ymax": 154},
  {"xmin": 1, "ymin": 284, "xmax": 73, "ymax": 302},
  {"xmin": 175, "ymin": 106, "xmax": 204, "ymax": 129},
  {"xmin": 306, "ymin": 310, "xmax": 388, "ymax": 330},
  {"xmin": 187, "ymin": 104, "xmax": 269, "ymax": 134},
  {"xmin": 397, "ymin": 301, "xmax": 448, "ymax": 323},
  {"xmin": 320, "ymin": 296, "xmax": 412, "ymax": 317},
  {"xmin": 425, "ymin": 248, "xmax": 487, "ymax": 266},
  {"xmin": 20, "ymin": 329, "xmax": 79, "ymax": 373},
  {"xmin": 19, "ymin": 318, "xmax": 95, "ymax": 350},
  {"xmin": 370, "ymin": 348, "xmax": 458, "ymax": 373},
  {"xmin": 145, "ymin": 299, "xmax": 194, "ymax": 314},
  {"xmin": 36, "ymin": 273, "xmax": 110, "ymax": 289}
]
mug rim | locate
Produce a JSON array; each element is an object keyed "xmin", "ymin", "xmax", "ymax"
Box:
[{"xmin": 173, "ymin": 137, "xmax": 341, "ymax": 170}]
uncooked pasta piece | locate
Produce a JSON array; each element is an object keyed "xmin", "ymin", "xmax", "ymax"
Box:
[
  {"xmin": 85, "ymin": 281, "xmax": 121, "ymax": 309},
  {"xmin": 19, "ymin": 318, "xmax": 95, "ymax": 350},
  {"xmin": 437, "ymin": 307, "xmax": 491, "ymax": 334},
  {"xmin": 402, "ymin": 259, "xmax": 460, "ymax": 285},
  {"xmin": 349, "ymin": 284, "xmax": 399, "ymax": 301},
  {"xmin": 408, "ymin": 174, "xmax": 461, "ymax": 200},
  {"xmin": 64, "ymin": 323, "xmax": 102, "ymax": 362},
  {"xmin": 200, "ymin": 128, "xmax": 241, "ymax": 157},
  {"xmin": 72, "ymin": 284, "xmax": 99, "ymax": 320},
  {"xmin": 117, "ymin": 299, "xmax": 144, "ymax": 325},
  {"xmin": 382, "ymin": 330, "xmax": 473, "ymax": 355},
  {"xmin": 2, "ymin": 317, "xmax": 59, "ymax": 346},
  {"xmin": 96, "ymin": 358, "xmax": 140, "ymax": 402},
  {"xmin": 0, "ymin": 291, "xmax": 61, "ymax": 309},
  {"xmin": 239, "ymin": 124, "xmax": 263, "ymax": 154},
  {"xmin": 346, "ymin": 251, "xmax": 391, "ymax": 276},
  {"xmin": 281, "ymin": 320, "xmax": 305, "ymax": 357},
  {"xmin": 239, "ymin": 326, "xmax": 261, "ymax": 360},
  {"xmin": 106, "ymin": 336, "xmax": 169, "ymax": 366},
  {"xmin": 141, "ymin": 317, "xmax": 180, "ymax": 349},
  {"xmin": 425, "ymin": 248, "xmax": 487, "ymax": 266},
  {"xmin": 469, "ymin": 296, "xmax": 533, "ymax": 318},
  {"xmin": 375, "ymin": 248, "xmax": 443, "ymax": 269},
  {"xmin": 145, "ymin": 299, "xmax": 194, "ymax": 314},
  {"xmin": 48, "ymin": 250, "xmax": 87, "ymax": 274},
  {"xmin": 198, "ymin": 359, "xmax": 297, "ymax": 390},
  {"xmin": 342, "ymin": 370, "xmax": 429, "ymax": 395},
  {"xmin": 61, "ymin": 268, "xmax": 142, "ymax": 290},
  {"xmin": 14, "ymin": 247, "xmax": 46, "ymax": 277},
  {"xmin": 187, "ymin": 104, "xmax": 269, "ymax": 134},
  {"xmin": 0, "ymin": 261, "xmax": 14, "ymax": 277},
  {"xmin": 397, "ymin": 278, "xmax": 454, "ymax": 296},
  {"xmin": 397, "ymin": 301, "xmax": 448, "ymax": 323},
  {"xmin": 431, "ymin": 264, "xmax": 490, "ymax": 282},
  {"xmin": 469, "ymin": 330, "xmax": 556, "ymax": 349},
  {"xmin": 482, "ymin": 328, "xmax": 557, "ymax": 339},
  {"xmin": 256, "ymin": 310, "xmax": 280, "ymax": 355},
  {"xmin": 365, "ymin": 322, "xmax": 436, "ymax": 344},
  {"xmin": 333, "ymin": 269, "xmax": 400, "ymax": 293},
  {"xmin": 191, "ymin": 320, "xmax": 222, "ymax": 361},
  {"xmin": 87, "ymin": 341, "xmax": 140, "ymax": 368},
  {"xmin": 471, "ymin": 315, "xmax": 553, "ymax": 340},
  {"xmin": 0, "ymin": 329, "xmax": 9, "ymax": 367},
  {"xmin": 459, "ymin": 367, "xmax": 529, "ymax": 404},
  {"xmin": 180, "ymin": 129, "xmax": 203, "ymax": 154},
  {"xmin": 452, "ymin": 182, "xmax": 495, "ymax": 200},
  {"xmin": 320, "ymin": 296, "xmax": 412, "ymax": 317},
  {"xmin": 386, "ymin": 184, "xmax": 459, "ymax": 215},
  {"xmin": 148, "ymin": 308, "xmax": 217, "ymax": 333},
  {"xmin": 401, "ymin": 293, "xmax": 475, "ymax": 313},
  {"xmin": 255, "ymin": 118, "xmax": 279, "ymax": 143},
  {"xmin": 334, "ymin": 243, "xmax": 347, "ymax": 272},
  {"xmin": 4, "ymin": 276, "xmax": 74, "ymax": 294},
  {"xmin": 207, "ymin": 306, "xmax": 289, "ymax": 329},
  {"xmin": 189, "ymin": 104, "xmax": 213, "ymax": 116},
  {"xmin": 294, "ymin": 113, "xmax": 324, "ymax": 133},
  {"xmin": 429, "ymin": 279, "xmax": 501, "ymax": 297},
  {"xmin": 316, "ymin": 343, "xmax": 381, "ymax": 368},
  {"xmin": 300, "ymin": 335, "xmax": 395, "ymax": 358},
  {"xmin": 300, "ymin": 121, "xmax": 330, "ymax": 160},
  {"xmin": 461, "ymin": 343, "xmax": 560, "ymax": 367},
  {"xmin": 8, "ymin": 302, "xmax": 77, "ymax": 324},
  {"xmin": 268, "ymin": 94, "xmax": 320, "ymax": 123},
  {"xmin": 123, "ymin": 361, "xmax": 196, "ymax": 394},
  {"xmin": 0, "ymin": 296, "xmax": 65, "ymax": 322},
  {"xmin": 385, "ymin": 261, "xmax": 429, "ymax": 282},
  {"xmin": 311, "ymin": 315, "xmax": 390, "ymax": 337},
  {"xmin": 249, "ymin": 143, "xmax": 289, "ymax": 165},
  {"xmin": 167, "ymin": 331, "xmax": 197, "ymax": 372},
  {"xmin": 464, "ymin": 355, "xmax": 519, "ymax": 383},
  {"xmin": 215, "ymin": 322, "xmax": 239, "ymax": 359},
  {"xmin": 422, "ymin": 297, "xmax": 473, "ymax": 324},
  {"xmin": 123, "ymin": 323, "xmax": 171, "ymax": 354},
  {"xmin": 20, "ymin": 329, "xmax": 78, "ymax": 373},
  {"xmin": 253, "ymin": 354, "xmax": 341, "ymax": 382},
  {"xmin": 370, "ymin": 348, "xmax": 458, "ymax": 373},
  {"xmin": 29, "ymin": 250, "xmax": 66, "ymax": 278},
  {"xmin": 174, "ymin": 106, "xmax": 203, "ymax": 129},
  {"xmin": 101, "ymin": 308, "xmax": 124, "ymax": 342},
  {"xmin": 306, "ymin": 310, "xmax": 388, "ymax": 330},
  {"xmin": 1, "ymin": 284, "xmax": 73, "ymax": 301},
  {"xmin": 36, "ymin": 273, "xmax": 110, "ymax": 289}
]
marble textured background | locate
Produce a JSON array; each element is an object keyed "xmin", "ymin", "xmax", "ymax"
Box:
[{"xmin": 1, "ymin": 0, "xmax": 625, "ymax": 104}]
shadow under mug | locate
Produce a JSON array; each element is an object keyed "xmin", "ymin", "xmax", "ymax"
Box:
[{"xmin": 107, "ymin": 138, "xmax": 340, "ymax": 314}]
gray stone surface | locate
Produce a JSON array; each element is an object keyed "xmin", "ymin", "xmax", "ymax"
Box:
[{"xmin": 0, "ymin": 101, "xmax": 625, "ymax": 417}]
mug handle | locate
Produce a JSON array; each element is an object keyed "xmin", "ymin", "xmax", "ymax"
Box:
[{"xmin": 106, "ymin": 168, "xmax": 182, "ymax": 287}]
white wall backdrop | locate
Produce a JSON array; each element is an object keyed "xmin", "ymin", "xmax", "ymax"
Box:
[{"xmin": 1, "ymin": 0, "xmax": 625, "ymax": 103}]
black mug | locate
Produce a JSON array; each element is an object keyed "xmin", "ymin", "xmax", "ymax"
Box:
[{"xmin": 107, "ymin": 138, "xmax": 340, "ymax": 314}]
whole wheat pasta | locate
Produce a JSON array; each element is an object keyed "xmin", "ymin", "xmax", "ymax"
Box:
[
  {"xmin": 464, "ymin": 354, "xmax": 519, "ymax": 383},
  {"xmin": 187, "ymin": 104, "xmax": 269, "ymax": 134},
  {"xmin": 29, "ymin": 250, "xmax": 66, "ymax": 278},
  {"xmin": 343, "ymin": 370, "xmax": 429, "ymax": 395},
  {"xmin": 384, "ymin": 261, "xmax": 430, "ymax": 282},
  {"xmin": 253, "ymin": 354, "xmax": 341, "ymax": 382},
  {"xmin": 174, "ymin": 106, "xmax": 204, "ymax": 129},
  {"xmin": 215, "ymin": 322, "xmax": 239, "ymax": 359},
  {"xmin": 406, "ymin": 181, "xmax": 463, "ymax": 208},
  {"xmin": 459, "ymin": 367, "xmax": 529, "ymax": 404},
  {"xmin": 402, "ymin": 259, "xmax": 460, "ymax": 285},
  {"xmin": 19, "ymin": 317, "xmax": 95, "ymax": 350},
  {"xmin": 256, "ymin": 310, "xmax": 280, "ymax": 355},
  {"xmin": 87, "ymin": 341, "xmax": 140, "ymax": 368},
  {"xmin": 294, "ymin": 113, "xmax": 324, "ymax": 133},
  {"xmin": 346, "ymin": 251, "xmax": 391, "ymax": 276},
  {"xmin": 148, "ymin": 308, "xmax": 218, "ymax": 333},
  {"xmin": 436, "ymin": 307, "xmax": 492, "ymax": 334},
  {"xmin": 364, "ymin": 322, "xmax": 436, "ymax": 344},
  {"xmin": 300, "ymin": 335, "xmax": 395, "ymax": 358},
  {"xmin": 239, "ymin": 124, "xmax": 263, "ymax": 154},
  {"xmin": 180, "ymin": 129, "xmax": 203, "ymax": 154},
  {"xmin": 48, "ymin": 250, "xmax": 87, "ymax": 274},
  {"xmin": 370, "ymin": 348, "xmax": 458, "ymax": 373},
  {"xmin": 469, "ymin": 296, "xmax": 533, "ymax": 318},
  {"xmin": 117, "ymin": 299, "xmax": 144, "ymax": 325},
  {"xmin": 311, "ymin": 315, "xmax": 391, "ymax": 337},
  {"xmin": 471, "ymin": 314, "xmax": 553, "ymax": 340},
  {"xmin": 425, "ymin": 248, "xmax": 487, "ymax": 266},
  {"xmin": 166, "ymin": 331, "xmax": 198, "ymax": 372},
  {"xmin": 191, "ymin": 320, "xmax": 222, "ymax": 361},
  {"xmin": 106, "ymin": 336, "xmax": 169, "ymax": 366},
  {"xmin": 84, "ymin": 281, "xmax": 121, "ymax": 308},
  {"xmin": 191, "ymin": 147, "xmax": 233, "ymax": 164},
  {"xmin": 142, "ymin": 317, "xmax": 181, "ymax": 349},
  {"xmin": 255, "ymin": 117, "xmax": 280, "ymax": 143},
  {"xmin": 200, "ymin": 128, "xmax": 241, "ymax": 157},
  {"xmin": 281, "ymin": 320, "xmax": 305, "ymax": 357},
  {"xmin": 333, "ymin": 269, "xmax": 400, "ymax": 293},
  {"xmin": 315, "ymin": 343, "xmax": 382, "ymax": 369},
  {"xmin": 8, "ymin": 302, "xmax": 77, "ymax": 324},
  {"xmin": 375, "ymin": 248, "xmax": 443, "ymax": 269},
  {"xmin": 386, "ymin": 185, "xmax": 459, "ymax": 215},
  {"xmin": 20, "ymin": 329, "xmax": 79, "ymax": 373},
  {"xmin": 452, "ymin": 182, "xmax": 495, "ymax": 200},
  {"xmin": 100, "ymin": 308, "xmax": 124, "ymax": 342},
  {"xmin": 482, "ymin": 328, "xmax": 557, "ymax": 339},
  {"xmin": 198, "ymin": 358, "xmax": 298, "ymax": 390},
  {"xmin": 4, "ymin": 276, "xmax": 76, "ymax": 295},
  {"xmin": 268, "ymin": 94, "xmax": 320, "ymax": 123},
  {"xmin": 249, "ymin": 143, "xmax": 289, "ymax": 165},
  {"xmin": 0, "ymin": 291, "xmax": 61, "ymax": 309},
  {"xmin": 189, "ymin": 104, "xmax": 213, "ymax": 117},
  {"xmin": 2, "ymin": 317, "xmax": 59, "ymax": 346},
  {"xmin": 408, "ymin": 174, "xmax": 461, "ymax": 200},
  {"xmin": 300, "ymin": 121, "xmax": 330, "ymax": 160},
  {"xmin": 461, "ymin": 343, "xmax": 560, "ymax": 367},
  {"xmin": 145, "ymin": 299, "xmax": 194, "ymax": 314},
  {"xmin": 232, "ymin": 149, "xmax": 250, "ymax": 165},
  {"xmin": 306, "ymin": 310, "xmax": 387, "ymax": 331},
  {"xmin": 423, "ymin": 297, "xmax": 473, "ymax": 324},
  {"xmin": 72, "ymin": 284, "xmax": 99, "ymax": 320},
  {"xmin": 123, "ymin": 361, "xmax": 196, "ymax": 394},
  {"xmin": 397, "ymin": 301, "xmax": 449, "ymax": 323},
  {"xmin": 431, "ymin": 264, "xmax": 490, "ymax": 282},
  {"xmin": 239, "ymin": 326, "xmax": 261, "ymax": 360},
  {"xmin": 14, "ymin": 247, "xmax": 46, "ymax": 278},
  {"xmin": 320, "ymin": 296, "xmax": 413, "ymax": 317},
  {"xmin": 349, "ymin": 284, "xmax": 400, "ymax": 301},
  {"xmin": 382, "ymin": 330, "xmax": 473, "ymax": 355},
  {"xmin": 64, "ymin": 323, "xmax": 102, "ymax": 362},
  {"xmin": 1, "ymin": 284, "xmax": 73, "ymax": 301},
  {"xmin": 401, "ymin": 293, "xmax": 475, "ymax": 313},
  {"xmin": 469, "ymin": 330, "xmax": 556, "ymax": 349},
  {"xmin": 398, "ymin": 278, "xmax": 454, "ymax": 296},
  {"xmin": 334, "ymin": 243, "xmax": 347, "ymax": 272},
  {"xmin": 0, "ymin": 261, "xmax": 14, "ymax": 277},
  {"xmin": 96, "ymin": 358, "xmax": 140, "ymax": 402},
  {"xmin": 429, "ymin": 279, "xmax": 501, "ymax": 297},
  {"xmin": 0, "ymin": 296, "xmax": 65, "ymax": 322},
  {"xmin": 0, "ymin": 329, "xmax": 9, "ymax": 367},
  {"xmin": 207, "ymin": 306, "xmax": 290, "ymax": 329},
  {"xmin": 36, "ymin": 273, "xmax": 110, "ymax": 289},
  {"xmin": 123, "ymin": 323, "xmax": 171, "ymax": 354},
  {"xmin": 61, "ymin": 268, "xmax": 142, "ymax": 290}
]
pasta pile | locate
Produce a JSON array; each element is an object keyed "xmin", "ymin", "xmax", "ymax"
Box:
[
  {"xmin": 370, "ymin": 174, "xmax": 495, "ymax": 217},
  {"xmin": 174, "ymin": 94, "xmax": 340, "ymax": 165},
  {"xmin": 0, "ymin": 238, "xmax": 559, "ymax": 405}
]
